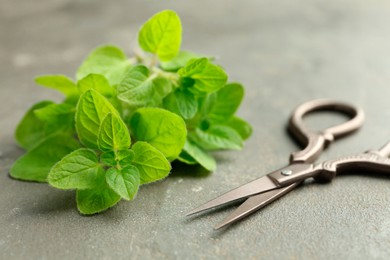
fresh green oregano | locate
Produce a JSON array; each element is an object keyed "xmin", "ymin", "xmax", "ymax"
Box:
[{"xmin": 10, "ymin": 10, "xmax": 252, "ymax": 214}]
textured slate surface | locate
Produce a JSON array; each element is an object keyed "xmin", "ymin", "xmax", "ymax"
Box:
[{"xmin": 1, "ymin": 0, "xmax": 390, "ymax": 259}]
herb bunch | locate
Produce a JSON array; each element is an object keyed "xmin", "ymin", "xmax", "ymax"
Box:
[{"xmin": 10, "ymin": 10, "xmax": 252, "ymax": 214}]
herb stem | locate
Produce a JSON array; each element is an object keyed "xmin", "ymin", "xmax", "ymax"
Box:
[{"xmin": 151, "ymin": 67, "xmax": 180, "ymax": 87}]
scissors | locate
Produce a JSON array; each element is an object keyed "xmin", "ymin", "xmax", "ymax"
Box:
[{"xmin": 187, "ymin": 99, "xmax": 390, "ymax": 229}]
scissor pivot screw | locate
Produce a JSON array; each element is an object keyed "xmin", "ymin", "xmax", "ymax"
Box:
[{"xmin": 281, "ymin": 169, "xmax": 292, "ymax": 176}]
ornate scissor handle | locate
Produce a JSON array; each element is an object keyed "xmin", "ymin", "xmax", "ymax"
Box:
[
  {"xmin": 269, "ymin": 141, "xmax": 390, "ymax": 186},
  {"xmin": 289, "ymin": 99, "xmax": 365, "ymax": 163},
  {"xmin": 314, "ymin": 141, "xmax": 390, "ymax": 182}
]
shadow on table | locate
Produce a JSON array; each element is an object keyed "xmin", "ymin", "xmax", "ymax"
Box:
[
  {"xmin": 4, "ymin": 188, "xmax": 76, "ymax": 220},
  {"xmin": 170, "ymin": 160, "xmax": 212, "ymax": 178}
]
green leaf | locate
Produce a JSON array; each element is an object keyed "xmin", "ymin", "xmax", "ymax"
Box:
[
  {"xmin": 178, "ymin": 58, "xmax": 228, "ymax": 94},
  {"xmin": 48, "ymin": 148, "xmax": 104, "ymax": 190},
  {"xmin": 34, "ymin": 103, "xmax": 76, "ymax": 135},
  {"xmin": 177, "ymin": 151, "xmax": 198, "ymax": 165},
  {"xmin": 34, "ymin": 103, "xmax": 74, "ymax": 122},
  {"xmin": 10, "ymin": 134, "xmax": 81, "ymax": 182},
  {"xmin": 117, "ymin": 150, "xmax": 135, "ymax": 167},
  {"xmin": 35, "ymin": 75, "xmax": 78, "ymax": 97},
  {"xmin": 77, "ymin": 73, "xmax": 115, "ymax": 97},
  {"xmin": 76, "ymin": 45, "xmax": 131, "ymax": 86},
  {"xmin": 191, "ymin": 125, "xmax": 243, "ymax": 150},
  {"xmin": 130, "ymin": 108, "xmax": 187, "ymax": 161},
  {"xmin": 100, "ymin": 150, "xmax": 134, "ymax": 167},
  {"xmin": 160, "ymin": 51, "xmax": 200, "ymax": 72},
  {"xmin": 163, "ymin": 88, "xmax": 198, "ymax": 119},
  {"xmin": 138, "ymin": 10, "xmax": 182, "ymax": 61},
  {"xmin": 75, "ymin": 89, "xmax": 118, "ymax": 149},
  {"xmin": 131, "ymin": 141, "xmax": 171, "ymax": 184},
  {"xmin": 100, "ymin": 151, "xmax": 117, "ymax": 167},
  {"xmin": 224, "ymin": 116, "xmax": 252, "ymax": 140},
  {"xmin": 15, "ymin": 101, "xmax": 53, "ymax": 150},
  {"xmin": 117, "ymin": 65, "xmax": 172, "ymax": 107},
  {"xmin": 107, "ymin": 96, "xmax": 124, "ymax": 115},
  {"xmin": 76, "ymin": 183, "xmax": 121, "ymax": 215},
  {"xmin": 106, "ymin": 166, "xmax": 140, "ymax": 200},
  {"xmin": 17, "ymin": 101, "xmax": 76, "ymax": 151},
  {"xmin": 206, "ymin": 83, "xmax": 244, "ymax": 122},
  {"xmin": 182, "ymin": 140, "xmax": 216, "ymax": 171},
  {"xmin": 98, "ymin": 113, "xmax": 130, "ymax": 152}
]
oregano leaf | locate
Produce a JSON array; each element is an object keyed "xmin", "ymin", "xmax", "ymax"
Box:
[
  {"xmin": 10, "ymin": 133, "xmax": 81, "ymax": 182},
  {"xmin": 77, "ymin": 45, "xmax": 131, "ymax": 86},
  {"xmin": 77, "ymin": 73, "xmax": 115, "ymax": 97},
  {"xmin": 15, "ymin": 101, "xmax": 53, "ymax": 150},
  {"xmin": 177, "ymin": 151, "xmax": 198, "ymax": 165},
  {"xmin": 178, "ymin": 58, "xmax": 228, "ymax": 94},
  {"xmin": 76, "ymin": 183, "xmax": 121, "ymax": 215},
  {"xmin": 138, "ymin": 10, "xmax": 182, "ymax": 61},
  {"xmin": 224, "ymin": 116, "xmax": 253, "ymax": 140},
  {"xmin": 98, "ymin": 113, "xmax": 131, "ymax": 152},
  {"xmin": 206, "ymin": 83, "xmax": 244, "ymax": 122},
  {"xmin": 192, "ymin": 125, "xmax": 243, "ymax": 150},
  {"xmin": 117, "ymin": 65, "xmax": 172, "ymax": 107},
  {"xmin": 75, "ymin": 89, "xmax": 119, "ymax": 149},
  {"xmin": 35, "ymin": 75, "xmax": 78, "ymax": 97},
  {"xmin": 163, "ymin": 88, "xmax": 198, "ymax": 119},
  {"xmin": 182, "ymin": 140, "xmax": 216, "ymax": 171},
  {"xmin": 48, "ymin": 148, "xmax": 104, "ymax": 190},
  {"xmin": 160, "ymin": 50, "xmax": 200, "ymax": 72},
  {"xmin": 106, "ymin": 166, "xmax": 140, "ymax": 200},
  {"xmin": 34, "ymin": 102, "xmax": 76, "ymax": 135},
  {"xmin": 130, "ymin": 108, "xmax": 187, "ymax": 161},
  {"xmin": 131, "ymin": 141, "xmax": 171, "ymax": 184}
]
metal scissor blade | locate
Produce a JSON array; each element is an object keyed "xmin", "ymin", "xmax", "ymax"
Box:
[
  {"xmin": 186, "ymin": 176, "xmax": 279, "ymax": 216},
  {"xmin": 214, "ymin": 182, "xmax": 300, "ymax": 229}
]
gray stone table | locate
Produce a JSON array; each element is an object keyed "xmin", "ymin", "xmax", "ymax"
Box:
[{"xmin": 1, "ymin": 0, "xmax": 390, "ymax": 259}]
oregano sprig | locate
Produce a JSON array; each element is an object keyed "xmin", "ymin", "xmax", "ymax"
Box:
[{"xmin": 10, "ymin": 10, "xmax": 252, "ymax": 214}]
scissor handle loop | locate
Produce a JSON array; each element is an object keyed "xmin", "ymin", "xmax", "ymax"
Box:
[{"xmin": 289, "ymin": 99, "xmax": 365, "ymax": 163}]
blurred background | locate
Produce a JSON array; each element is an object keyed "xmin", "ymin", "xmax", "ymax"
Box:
[{"xmin": 1, "ymin": 0, "xmax": 390, "ymax": 259}]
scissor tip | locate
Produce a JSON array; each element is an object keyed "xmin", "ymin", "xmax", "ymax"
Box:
[
  {"xmin": 185, "ymin": 211, "xmax": 194, "ymax": 216},
  {"xmin": 213, "ymin": 224, "xmax": 223, "ymax": 230},
  {"xmin": 214, "ymin": 221, "xmax": 229, "ymax": 230},
  {"xmin": 186, "ymin": 205, "xmax": 210, "ymax": 216},
  {"xmin": 186, "ymin": 208, "xmax": 200, "ymax": 216}
]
